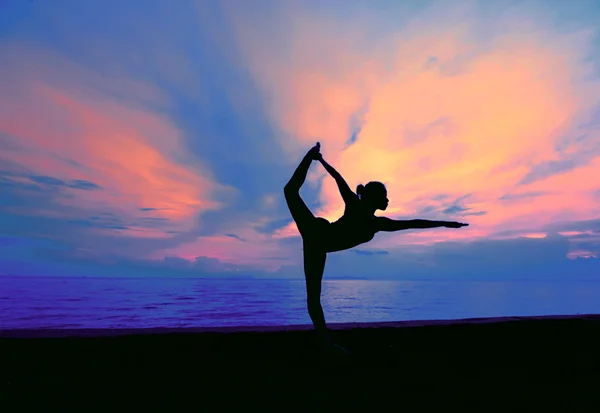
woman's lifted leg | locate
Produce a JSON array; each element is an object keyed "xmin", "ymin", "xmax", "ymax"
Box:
[{"xmin": 283, "ymin": 143, "xmax": 320, "ymax": 237}]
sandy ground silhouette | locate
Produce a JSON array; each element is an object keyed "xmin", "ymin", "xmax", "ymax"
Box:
[{"xmin": 2, "ymin": 315, "xmax": 599, "ymax": 411}]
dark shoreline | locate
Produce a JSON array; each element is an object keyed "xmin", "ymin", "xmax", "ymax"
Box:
[
  {"xmin": 2, "ymin": 314, "xmax": 600, "ymax": 410},
  {"xmin": 2, "ymin": 313, "xmax": 600, "ymax": 337}
]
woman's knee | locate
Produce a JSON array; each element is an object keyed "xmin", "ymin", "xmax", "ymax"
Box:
[
  {"xmin": 284, "ymin": 181, "xmax": 296, "ymax": 192},
  {"xmin": 307, "ymin": 296, "xmax": 321, "ymax": 309}
]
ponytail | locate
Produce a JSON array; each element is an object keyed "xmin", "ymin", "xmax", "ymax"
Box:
[
  {"xmin": 356, "ymin": 184, "xmax": 365, "ymax": 198},
  {"xmin": 357, "ymin": 181, "xmax": 386, "ymax": 200}
]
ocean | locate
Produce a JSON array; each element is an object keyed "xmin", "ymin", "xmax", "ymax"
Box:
[{"xmin": 1, "ymin": 276, "xmax": 599, "ymax": 329}]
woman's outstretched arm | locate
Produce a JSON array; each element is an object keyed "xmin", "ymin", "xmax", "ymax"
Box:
[
  {"xmin": 318, "ymin": 157, "xmax": 358, "ymax": 205},
  {"xmin": 375, "ymin": 217, "xmax": 468, "ymax": 232}
]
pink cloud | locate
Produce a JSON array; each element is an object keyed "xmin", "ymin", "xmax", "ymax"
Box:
[
  {"xmin": 567, "ymin": 250, "xmax": 599, "ymax": 259},
  {"xmin": 0, "ymin": 44, "xmax": 232, "ymax": 247},
  {"xmin": 154, "ymin": 214, "xmax": 302, "ymax": 271}
]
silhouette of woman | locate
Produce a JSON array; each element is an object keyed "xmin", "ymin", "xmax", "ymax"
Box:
[{"xmin": 283, "ymin": 142, "xmax": 468, "ymax": 353}]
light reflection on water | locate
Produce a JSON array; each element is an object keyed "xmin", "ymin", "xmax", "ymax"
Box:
[{"xmin": 1, "ymin": 276, "xmax": 599, "ymax": 329}]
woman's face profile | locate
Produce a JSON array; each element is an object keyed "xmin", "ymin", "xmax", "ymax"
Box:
[
  {"xmin": 365, "ymin": 185, "xmax": 388, "ymax": 210},
  {"xmin": 378, "ymin": 190, "xmax": 389, "ymax": 210}
]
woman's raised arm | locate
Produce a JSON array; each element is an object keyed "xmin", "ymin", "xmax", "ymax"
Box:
[{"xmin": 318, "ymin": 156, "xmax": 358, "ymax": 205}]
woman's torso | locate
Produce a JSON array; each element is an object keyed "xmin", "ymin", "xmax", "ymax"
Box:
[{"xmin": 318, "ymin": 202, "xmax": 376, "ymax": 253}]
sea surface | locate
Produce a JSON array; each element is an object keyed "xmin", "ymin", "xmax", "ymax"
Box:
[{"xmin": 1, "ymin": 276, "xmax": 599, "ymax": 329}]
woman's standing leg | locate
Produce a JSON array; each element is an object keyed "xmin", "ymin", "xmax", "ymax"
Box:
[
  {"xmin": 304, "ymin": 243, "xmax": 328, "ymax": 333},
  {"xmin": 304, "ymin": 243, "xmax": 351, "ymax": 355}
]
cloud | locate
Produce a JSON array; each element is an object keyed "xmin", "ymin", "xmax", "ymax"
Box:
[
  {"xmin": 353, "ymin": 249, "xmax": 389, "ymax": 256},
  {"xmin": 0, "ymin": 0, "xmax": 301, "ymax": 272},
  {"xmin": 0, "ymin": 41, "xmax": 236, "ymax": 259},
  {"xmin": 225, "ymin": 233, "xmax": 247, "ymax": 242},
  {"xmin": 229, "ymin": 0, "xmax": 600, "ymax": 256},
  {"xmin": 268, "ymin": 231, "xmax": 600, "ymax": 280},
  {"xmin": 0, "ymin": 235, "xmax": 256, "ymax": 278},
  {"xmin": 2, "ymin": 222, "xmax": 599, "ymax": 280},
  {"xmin": 27, "ymin": 175, "xmax": 102, "ymax": 190}
]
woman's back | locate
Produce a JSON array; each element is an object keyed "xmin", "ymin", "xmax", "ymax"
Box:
[{"xmin": 325, "ymin": 201, "xmax": 376, "ymax": 253}]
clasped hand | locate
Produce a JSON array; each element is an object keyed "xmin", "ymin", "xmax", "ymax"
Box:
[
  {"xmin": 307, "ymin": 142, "xmax": 322, "ymax": 161},
  {"xmin": 445, "ymin": 222, "xmax": 469, "ymax": 228}
]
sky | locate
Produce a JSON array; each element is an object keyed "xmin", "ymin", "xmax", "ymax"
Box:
[{"xmin": 1, "ymin": 0, "xmax": 599, "ymax": 280}]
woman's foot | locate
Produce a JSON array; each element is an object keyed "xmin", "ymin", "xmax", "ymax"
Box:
[
  {"xmin": 317, "ymin": 330, "xmax": 352, "ymax": 356},
  {"xmin": 330, "ymin": 343, "xmax": 353, "ymax": 356},
  {"xmin": 307, "ymin": 142, "xmax": 322, "ymax": 160}
]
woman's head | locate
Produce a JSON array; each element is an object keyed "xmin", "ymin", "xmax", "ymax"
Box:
[{"xmin": 356, "ymin": 181, "xmax": 388, "ymax": 210}]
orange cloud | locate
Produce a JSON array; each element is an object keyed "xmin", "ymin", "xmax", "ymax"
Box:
[{"xmin": 232, "ymin": 2, "xmax": 600, "ymax": 255}]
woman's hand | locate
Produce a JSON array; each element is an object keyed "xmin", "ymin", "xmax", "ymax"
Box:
[
  {"xmin": 307, "ymin": 142, "xmax": 322, "ymax": 161},
  {"xmin": 445, "ymin": 221, "xmax": 469, "ymax": 228}
]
